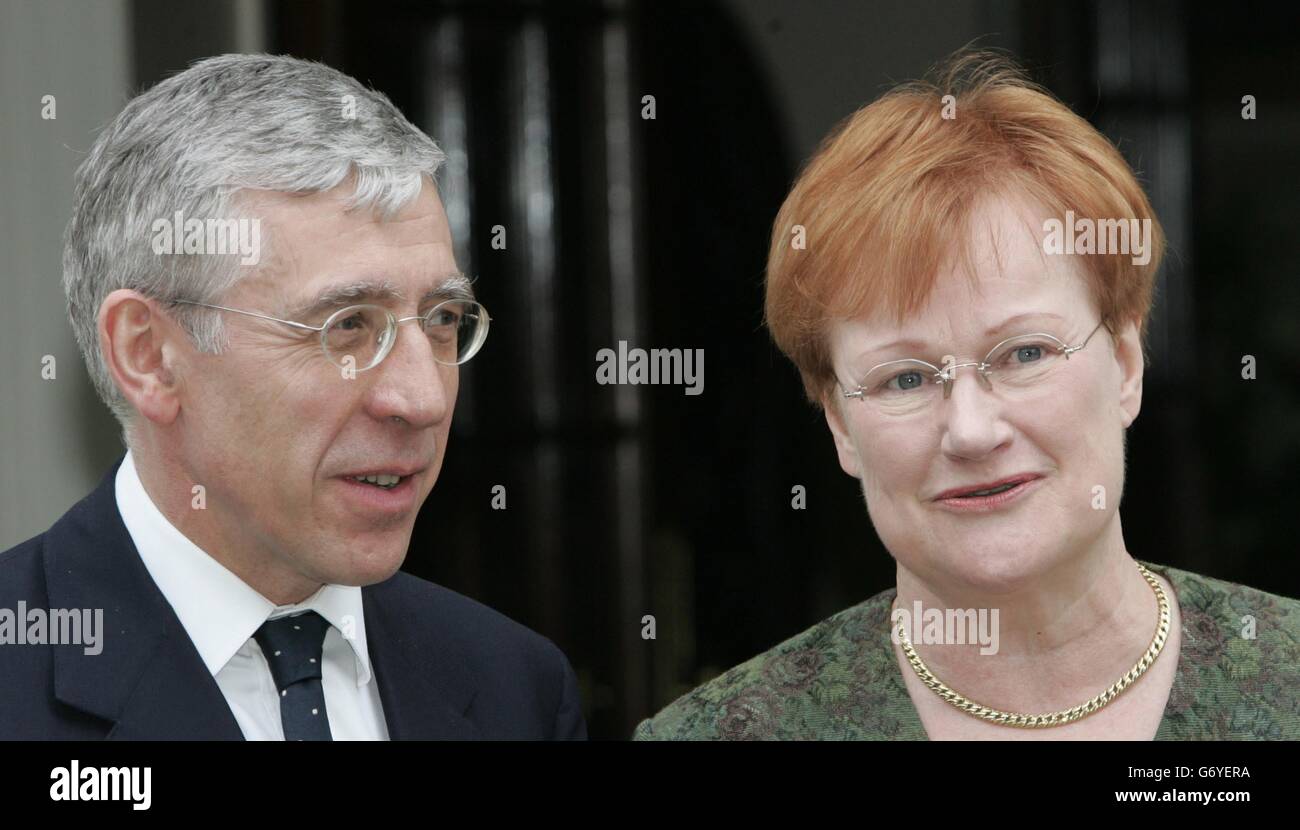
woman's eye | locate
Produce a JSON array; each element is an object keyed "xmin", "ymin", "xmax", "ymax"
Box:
[
  {"xmin": 993, "ymin": 341, "xmax": 1050, "ymax": 366},
  {"xmin": 1015, "ymin": 346, "xmax": 1042, "ymax": 362},
  {"xmin": 885, "ymin": 371, "xmax": 926, "ymax": 391}
]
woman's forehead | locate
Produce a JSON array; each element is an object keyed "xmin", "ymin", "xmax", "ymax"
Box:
[
  {"xmin": 836, "ymin": 267, "xmax": 1090, "ymax": 344},
  {"xmin": 828, "ymin": 190, "xmax": 1084, "ymax": 331}
]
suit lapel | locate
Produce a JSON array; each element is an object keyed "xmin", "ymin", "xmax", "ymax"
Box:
[
  {"xmin": 362, "ymin": 584, "xmax": 479, "ymax": 739},
  {"xmin": 44, "ymin": 457, "xmax": 476, "ymax": 740},
  {"xmin": 43, "ymin": 458, "xmax": 244, "ymax": 740}
]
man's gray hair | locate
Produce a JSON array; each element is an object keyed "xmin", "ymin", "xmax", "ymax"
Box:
[{"xmin": 63, "ymin": 53, "xmax": 445, "ymax": 435}]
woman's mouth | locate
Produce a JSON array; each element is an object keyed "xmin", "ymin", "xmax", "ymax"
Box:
[{"xmin": 933, "ymin": 476, "xmax": 1043, "ymax": 512}]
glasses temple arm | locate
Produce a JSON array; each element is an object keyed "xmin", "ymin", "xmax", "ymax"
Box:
[
  {"xmin": 171, "ymin": 300, "xmax": 324, "ymax": 332},
  {"xmin": 1063, "ymin": 320, "xmax": 1109, "ymax": 357}
]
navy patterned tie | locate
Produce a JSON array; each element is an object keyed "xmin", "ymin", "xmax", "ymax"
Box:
[{"xmin": 254, "ymin": 611, "xmax": 333, "ymax": 741}]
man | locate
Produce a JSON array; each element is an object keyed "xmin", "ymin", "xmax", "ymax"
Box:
[{"xmin": 0, "ymin": 54, "xmax": 586, "ymax": 740}]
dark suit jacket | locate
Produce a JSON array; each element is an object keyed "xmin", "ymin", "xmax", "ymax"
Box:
[{"xmin": 0, "ymin": 457, "xmax": 587, "ymax": 740}]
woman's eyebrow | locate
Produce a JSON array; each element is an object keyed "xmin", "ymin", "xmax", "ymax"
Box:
[
  {"xmin": 859, "ymin": 311, "xmax": 1067, "ymax": 360},
  {"xmin": 862, "ymin": 335, "xmax": 928, "ymax": 357},
  {"xmin": 984, "ymin": 311, "xmax": 1064, "ymax": 336}
]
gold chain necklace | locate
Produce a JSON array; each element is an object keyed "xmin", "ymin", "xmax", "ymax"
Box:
[{"xmin": 893, "ymin": 561, "xmax": 1171, "ymax": 728}]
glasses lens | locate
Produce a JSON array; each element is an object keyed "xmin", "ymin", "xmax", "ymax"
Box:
[
  {"xmin": 859, "ymin": 360, "xmax": 938, "ymax": 416},
  {"xmin": 323, "ymin": 305, "xmax": 392, "ymax": 371},
  {"xmin": 984, "ymin": 335, "xmax": 1065, "ymax": 391},
  {"xmin": 424, "ymin": 300, "xmax": 489, "ymax": 365}
]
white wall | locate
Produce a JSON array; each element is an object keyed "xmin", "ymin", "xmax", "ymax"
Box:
[{"xmin": 0, "ymin": 0, "xmax": 133, "ymax": 548}]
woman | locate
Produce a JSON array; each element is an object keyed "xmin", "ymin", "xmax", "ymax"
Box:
[{"xmin": 634, "ymin": 53, "xmax": 1299, "ymax": 740}]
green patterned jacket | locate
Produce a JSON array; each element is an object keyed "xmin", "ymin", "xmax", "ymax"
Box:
[{"xmin": 634, "ymin": 562, "xmax": 1300, "ymax": 740}]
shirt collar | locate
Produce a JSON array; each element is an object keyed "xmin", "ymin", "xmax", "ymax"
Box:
[
  {"xmin": 114, "ymin": 450, "xmax": 374, "ymax": 686},
  {"xmin": 267, "ymin": 582, "xmax": 375, "ymax": 687}
]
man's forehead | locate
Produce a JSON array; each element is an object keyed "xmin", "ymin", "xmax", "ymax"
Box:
[
  {"xmin": 237, "ymin": 178, "xmax": 450, "ymax": 246},
  {"xmin": 232, "ymin": 188, "xmax": 457, "ymax": 298}
]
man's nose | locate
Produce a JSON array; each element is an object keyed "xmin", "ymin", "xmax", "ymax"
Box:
[{"xmin": 364, "ymin": 322, "xmax": 452, "ymax": 428}]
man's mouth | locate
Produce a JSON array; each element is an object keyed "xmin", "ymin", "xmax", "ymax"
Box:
[
  {"xmin": 345, "ymin": 473, "xmax": 409, "ymax": 490},
  {"xmin": 334, "ymin": 469, "xmax": 422, "ymax": 517}
]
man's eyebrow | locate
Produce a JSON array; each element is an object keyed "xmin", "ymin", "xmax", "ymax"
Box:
[
  {"xmin": 421, "ymin": 272, "xmax": 475, "ymax": 304},
  {"xmin": 284, "ymin": 273, "xmax": 474, "ymax": 320}
]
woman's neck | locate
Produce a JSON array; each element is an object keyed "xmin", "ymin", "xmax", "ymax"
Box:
[{"xmin": 891, "ymin": 524, "xmax": 1165, "ymax": 713}]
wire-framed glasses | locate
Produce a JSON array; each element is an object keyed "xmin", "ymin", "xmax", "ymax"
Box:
[
  {"xmin": 170, "ymin": 299, "xmax": 491, "ymax": 371},
  {"xmin": 841, "ymin": 320, "xmax": 1111, "ymax": 416}
]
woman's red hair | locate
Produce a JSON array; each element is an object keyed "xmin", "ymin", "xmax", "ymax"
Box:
[{"xmin": 764, "ymin": 50, "xmax": 1165, "ymax": 407}]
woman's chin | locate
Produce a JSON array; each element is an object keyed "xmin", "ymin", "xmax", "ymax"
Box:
[{"xmin": 936, "ymin": 548, "xmax": 1056, "ymax": 595}]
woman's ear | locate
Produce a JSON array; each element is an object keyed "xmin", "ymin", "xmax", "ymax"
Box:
[
  {"xmin": 1113, "ymin": 316, "xmax": 1145, "ymax": 429},
  {"xmin": 823, "ymin": 392, "xmax": 864, "ymax": 479}
]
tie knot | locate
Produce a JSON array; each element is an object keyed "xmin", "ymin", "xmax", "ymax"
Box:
[{"xmin": 254, "ymin": 611, "xmax": 331, "ymax": 688}]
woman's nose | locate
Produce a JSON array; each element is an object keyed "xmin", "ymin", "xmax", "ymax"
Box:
[{"xmin": 939, "ymin": 367, "xmax": 1011, "ymax": 458}]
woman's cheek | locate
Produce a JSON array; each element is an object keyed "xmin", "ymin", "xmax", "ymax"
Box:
[{"xmin": 858, "ymin": 430, "xmax": 931, "ymax": 551}]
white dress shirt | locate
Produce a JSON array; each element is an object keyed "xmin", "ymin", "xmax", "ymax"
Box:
[{"xmin": 114, "ymin": 450, "xmax": 390, "ymax": 740}]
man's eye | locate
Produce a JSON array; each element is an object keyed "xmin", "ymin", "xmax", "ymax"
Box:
[
  {"xmin": 427, "ymin": 308, "xmax": 461, "ymax": 327},
  {"xmin": 336, "ymin": 313, "xmax": 366, "ymax": 331}
]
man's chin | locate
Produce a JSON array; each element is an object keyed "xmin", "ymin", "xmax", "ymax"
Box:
[
  {"xmin": 313, "ymin": 536, "xmax": 410, "ymax": 587},
  {"xmin": 325, "ymin": 555, "xmax": 407, "ymax": 588}
]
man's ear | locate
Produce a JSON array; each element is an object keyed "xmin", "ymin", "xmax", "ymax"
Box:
[
  {"xmin": 1113, "ymin": 316, "xmax": 1144, "ymax": 430},
  {"xmin": 822, "ymin": 391, "xmax": 864, "ymax": 479},
  {"xmin": 98, "ymin": 289, "xmax": 184, "ymax": 426}
]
